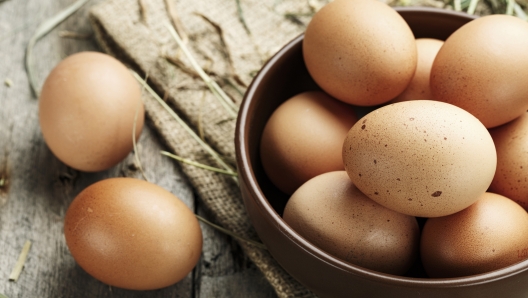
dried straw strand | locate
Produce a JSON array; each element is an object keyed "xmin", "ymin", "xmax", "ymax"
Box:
[
  {"xmin": 4, "ymin": 79, "xmax": 13, "ymax": 87},
  {"xmin": 235, "ymin": 0, "xmax": 251, "ymax": 34},
  {"xmin": 164, "ymin": 0, "xmax": 189, "ymax": 44},
  {"xmin": 165, "ymin": 23, "xmax": 239, "ymax": 117},
  {"xmin": 196, "ymin": 13, "xmax": 247, "ymax": 88},
  {"xmin": 195, "ymin": 215, "xmax": 266, "ymax": 249},
  {"xmin": 161, "ymin": 150, "xmax": 238, "ymax": 176},
  {"xmin": 58, "ymin": 30, "xmax": 92, "ymax": 39},
  {"xmin": 198, "ymin": 90, "xmax": 206, "ymax": 140},
  {"xmin": 467, "ymin": 0, "xmax": 480, "ymax": 14},
  {"xmin": 506, "ymin": 0, "xmax": 515, "ymax": 14},
  {"xmin": 132, "ymin": 74, "xmax": 149, "ymax": 181},
  {"xmin": 514, "ymin": 3, "xmax": 527, "ymax": 19},
  {"xmin": 138, "ymin": 0, "xmax": 148, "ymax": 23},
  {"xmin": 164, "ymin": 54, "xmax": 202, "ymax": 78},
  {"xmin": 26, "ymin": 0, "xmax": 90, "ymax": 98},
  {"xmin": 131, "ymin": 71, "xmax": 238, "ymax": 183},
  {"xmin": 9, "ymin": 240, "xmax": 32, "ymax": 282},
  {"xmin": 454, "ymin": 0, "xmax": 462, "ymax": 10}
]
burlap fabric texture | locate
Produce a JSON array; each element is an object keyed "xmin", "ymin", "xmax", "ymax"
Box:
[{"xmin": 88, "ymin": 0, "xmax": 332, "ymax": 297}]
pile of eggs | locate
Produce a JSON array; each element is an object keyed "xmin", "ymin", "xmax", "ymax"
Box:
[
  {"xmin": 38, "ymin": 52, "xmax": 202, "ymax": 290},
  {"xmin": 260, "ymin": 0, "xmax": 528, "ymax": 277}
]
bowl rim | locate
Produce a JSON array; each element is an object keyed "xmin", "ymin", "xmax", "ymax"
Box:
[{"xmin": 236, "ymin": 6, "xmax": 528, "ymax": 288}]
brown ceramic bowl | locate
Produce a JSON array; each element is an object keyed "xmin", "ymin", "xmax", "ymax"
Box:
[{"xmin": 235, "ymin": 7, "xmax": 528, "ymax": 298}]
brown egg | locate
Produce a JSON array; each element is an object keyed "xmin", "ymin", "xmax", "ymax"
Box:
[
  {"xmin": 283, "ymin": 171, "xmax": 419, "ymax": 275},
  {"xmin": 64, "ymin": 178, "xmax": 202, "ymax": 290},
  {"xmin": 343, "ymin": 100, "xmax": 497, "ymax": 217},
  {"xmin": 39, "ymin": 51, "xmax": 144, "ymax": 172},
  {"xmin": 392, "ymin": 38, "xmax": 443, "ymax": 103},
  {"xmin": 421, "ymin": 192, "xmax": 528, "ymax": 278},
  {"xmin": 430, "ymin": 15, "xmax": 528, "ymax": 128},
  {"xmin": 260, "ymin": 91, "xmax": 357, "ymax": 194},
  {"xmin": 303, "ymin": 0, "xmax": 417, "ymax": 106},
  {"xmin": 489, "ymin": 112, "xmax": 528, "ymax": 210}
]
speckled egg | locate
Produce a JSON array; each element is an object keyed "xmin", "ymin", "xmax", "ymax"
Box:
[
  {"xmin": 283, "ymin": 171, "xmax": 420, "ymax": 275},
  {"xmin": 421, "ymin": 192, "xmax": 528, "ymax": 278},
  {"xmin": 489, "ymin": 111, "xmax": 528, "ymax": 210},
  {"xmin": 342, "ymin": 100, "xmax": 497, "ymax": 217},
  {"xmin": 303, "ymin": 0, "xmax": 417, "ymax": 106},
  {"xmin": 430, "ymin": 15, "xmax": 528, "ymax": 128}
]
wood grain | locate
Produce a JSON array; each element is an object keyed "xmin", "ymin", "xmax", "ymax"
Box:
[{"xmin": 0, "ymin": 0, "xmax": 277, "ymax": 297}]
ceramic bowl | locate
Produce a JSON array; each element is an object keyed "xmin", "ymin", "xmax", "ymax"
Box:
[{"xmin": 235, "ymin": 7, "xmax": 528, "ymax": 298}]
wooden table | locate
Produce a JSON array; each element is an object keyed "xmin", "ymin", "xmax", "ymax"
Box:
[{"xmin": 0, "ymin": 0, "xmax": 277, "ymax": 297}]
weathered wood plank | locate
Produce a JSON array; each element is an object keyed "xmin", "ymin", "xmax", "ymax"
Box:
[{"xmin": 0, "ymin": 0, "xmax": 277, "ymax": 297}]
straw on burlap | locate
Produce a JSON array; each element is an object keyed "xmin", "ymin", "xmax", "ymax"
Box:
[{"xmin": 89, "ymin": 0, "xmax": 327, "ymax": 297}]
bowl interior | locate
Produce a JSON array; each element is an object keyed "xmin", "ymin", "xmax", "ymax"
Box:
[
  {"xmin": 238, "ymin": 6, "xmax": 528, "ymax": 286},
  {"xmin": 245, "ymin": 7, "xmax": 482, "ymax": 217}
]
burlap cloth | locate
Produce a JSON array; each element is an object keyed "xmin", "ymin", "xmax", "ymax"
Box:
[
  {"xmin": 87, "ymin": 0, "xmax": 522, "ymax": 297},
  {"xmin": 89, "ymin": 0, "xmax": 325, "ymax": 297}
]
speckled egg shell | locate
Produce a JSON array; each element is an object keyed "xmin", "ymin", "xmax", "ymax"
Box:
[
  {"xmin": 64, "ymin": 178, "xmax": 203, "ymax": 290},
  {"xmin": 489, "ymin": 112, "xmax": 528, "ymax": 210},
  {"xmin": 430, "ymin": 15, "xmax": 528, "ymax": 128},
  {"xmin": 283, "ymin": 171, "xmax": 419, "ymax": 275},
  {"xmin": 392, "ymin": 38, "xmax": 443, "ymax": 103},
  {"xmin": 303, "ymin": 0, "xmax": 417, "ymax": 106},
  {"xmin": 342, "ymin": 100, "xmax": 497, "ymax": 217},
  {"xmin": 260, "ymin": 90, "xmax": 357, "ymax": 195},
  {"xmin": 421, "ymin": 192, "xmax": 528, "ymax": 278}
]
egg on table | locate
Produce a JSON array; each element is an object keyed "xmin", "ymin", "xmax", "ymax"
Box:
[
  {"xmin": 39, "ymin": 51, "xmax": 144, "ymax": 172},
  {"xmin": 64, "ymin": 177, "xmax": 203, "ymax": 290}
]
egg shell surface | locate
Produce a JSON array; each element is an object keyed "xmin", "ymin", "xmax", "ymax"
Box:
[
  {"xmin": 342, "ymin": 100, "xmax": 497, "ymax": 217},
  {"xmin": 283, "ymin": 171, "xmax": 419, "ymax": 275},
  {"xmin": 392, "ymin": 38, "xmax": 443, "ymax": 103},
  {"xmin": 260, "ymin": 90, "xmax": 357, "ymax": 195},
  {"xmin": 421, "ymin": 192, "xmax": 528, "ymax": 278},
  {"xmin": 39, "ymin": 51, "xmax": 144, "ymax": 172},
  {"xmin": 489, "ymin": 112, "xmax": 528, "ymax": 210},
  {"xmin": 430, "ymin": 15, "xmax": 528, "ymax": 128},
  {"xmin": 303, "ymin": 0, "xmax": 417, "ymax": 106},
  {"xmin": 64, "ymin": 177, "xmax": 203, "ymax": 290}
]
